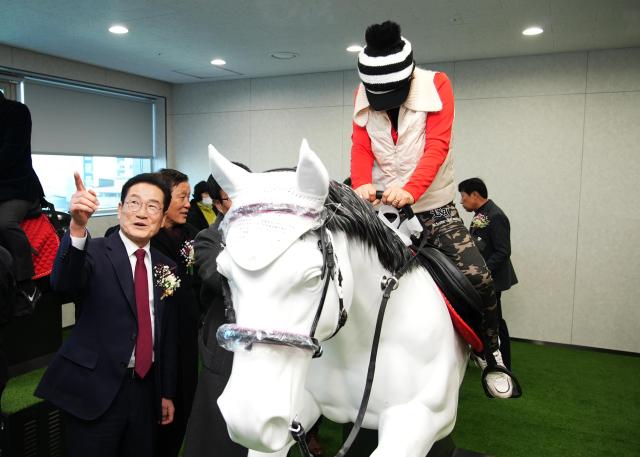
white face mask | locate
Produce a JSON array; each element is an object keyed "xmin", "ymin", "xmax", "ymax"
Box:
[{"xmin": 201, "ymin": 196, "xmax": 213, "ymax": 206}]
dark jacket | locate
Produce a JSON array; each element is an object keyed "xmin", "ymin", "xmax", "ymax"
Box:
[
  {"xmin": 183, "ymin": 216, "xmax": 247, "ymax": 457},
  {"xmin": 35, "ymin": 231, "xmax": 178, "ymax": 421},
  {"xmin": 186, "ymin": 200, "xmax": 210, "ymax": 232},
  {"xmin": 0, "ymin": 97, "xmax": 44, "ymax": 202},
  {"xmin": 151, "ymin": 224, "xmax": 202, "ymax": 456},
  {"xmin": 470, "ymin": 200, "xmax": 518, "ymax": 292}
]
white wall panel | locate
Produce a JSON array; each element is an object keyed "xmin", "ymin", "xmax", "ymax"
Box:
[
  {"xmin": 173, "ymin": 111, "xmax": 252, "ymax": 184},
  {"xmin": 171, "ymin": 79, "xmax": 251, "ymax": 115},
  {"xmin": 250, "ymin": 107, "xmax": 343, "ymax": 177},
  {"xmin": 587, "ymin": 48, "xmax": 640, "ymax": 93},
  {"xmin": 453, "ymin": 94, "xmax": 585, "ymax": 343},
  {"xmin": 454, "ymin": 52, "xmax": 587, "ymax": 99},
  {"xmin": 573, "ymin": 91, "xmax": 640, "ymax": 352},
  {"xmin": 250, "ymin": 71, "xmax": 343, "ymax": 110}
]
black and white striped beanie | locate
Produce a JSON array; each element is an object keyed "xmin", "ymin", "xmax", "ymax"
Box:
[{"xmin": 358, "ymin": 21, "xmax": 415, "ymax": 111}]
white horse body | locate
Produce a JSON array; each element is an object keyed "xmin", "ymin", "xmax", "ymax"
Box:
[{"xmin": 210, "ymin": 141, "xmax": 468, "ymax": 457}]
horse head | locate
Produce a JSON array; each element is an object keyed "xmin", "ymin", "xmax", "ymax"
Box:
[{"xmin": 209, "ymin": 140, "xmax": 351, "ymax": 452}]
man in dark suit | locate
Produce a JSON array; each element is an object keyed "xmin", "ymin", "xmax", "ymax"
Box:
[
  {"xmin": 459, "ymin": 178, "xmax": 518, "ymax": 370},
  {"xmin": 36, "ymin": 172, "xmax": 178, "ymax": 457},
  {"xmin": 0, "ymin": 91, "xmax": 45, "ymax": 311},
  {"xmin": 183, "ymin": 170, "xmax": 249, "ymax": 457}
]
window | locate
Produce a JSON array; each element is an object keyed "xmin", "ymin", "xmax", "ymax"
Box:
[
  {"xmin": 31, "ymin": 155, "xmax": 152, "ymax": 214},
  {"xmin": 1, "ymin": 72, "xmax": 166, "ymax": 214}
]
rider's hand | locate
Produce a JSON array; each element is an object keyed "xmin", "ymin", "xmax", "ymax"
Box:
[
  {"xmin": 69, "ymin": 172, "xmax": 99, "ymax": 237},
  {"xmin": 354, "ymin": 184, "xmax": 380, "ymax": 205},
  {"xmin": 382, "ymin": 187, "xmax": 414, "ymax": 208}
]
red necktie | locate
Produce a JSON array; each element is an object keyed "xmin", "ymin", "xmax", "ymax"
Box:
[{"xmin": 134, "ymin": 249, "xmax": 152, "ymax": 378}]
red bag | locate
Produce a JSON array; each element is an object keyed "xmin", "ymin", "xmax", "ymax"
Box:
[{"xmin": 19, "ymin": 214, "xmax": 60, "ymax": 279}]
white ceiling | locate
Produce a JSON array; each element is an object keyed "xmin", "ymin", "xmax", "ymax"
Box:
[{"xmin": 2, "ymin": 0, "xmax": 640, "ymax": 84}]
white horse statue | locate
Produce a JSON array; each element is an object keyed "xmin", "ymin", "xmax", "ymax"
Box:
[{"xmin": 209, "ymin": 140, "xmax": 469, "ymax": 457}]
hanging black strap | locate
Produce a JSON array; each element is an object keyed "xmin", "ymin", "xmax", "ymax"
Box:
[{"xmin": 292, "ymin": 243, "xmax": 420, "ymax": 457}]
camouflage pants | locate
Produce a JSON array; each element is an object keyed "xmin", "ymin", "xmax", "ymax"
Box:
[{"xmin": 416, "ymin": 202, "xmax": 499, "ymax": 351}]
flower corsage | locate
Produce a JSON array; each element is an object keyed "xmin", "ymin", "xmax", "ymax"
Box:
[
  {"xmin": 154, "ymin": 264, "xmax": 181, "ymax": 299},
  {"xmin": 180, "ymin": 239, "xmax": 195, "ymax": 275},
  {"xmin": 471, "ymin": 213, "xmax": 490, "ymax": 229}
]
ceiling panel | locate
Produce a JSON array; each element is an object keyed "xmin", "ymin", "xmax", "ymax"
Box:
[{"xmin": 1, "ymin": 0, "xmax": 639, "ymax": 83}]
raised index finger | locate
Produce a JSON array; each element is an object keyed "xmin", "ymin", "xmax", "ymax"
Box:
[{"xmin": 74, "ymin": 172, "xmax": 85, "ymax": 191}]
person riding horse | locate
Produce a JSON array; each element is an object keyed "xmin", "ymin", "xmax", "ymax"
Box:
[{"xmin": 350, "ymin": 20, "xmax": 516, "ymax": 398}]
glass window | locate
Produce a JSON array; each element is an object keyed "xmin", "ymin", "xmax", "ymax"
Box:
[{"xmin": 32, "ymin": 155, "xmax": 152, "ymax": 214}]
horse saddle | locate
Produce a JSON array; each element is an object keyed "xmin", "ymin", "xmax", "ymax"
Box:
[
  {"xmin": 415, "ymin": 245, "xmax": 484, "ymax": 353},
  {"xmin": 377, "ymin": 203, "xmax": 485, "ymax": 352}
]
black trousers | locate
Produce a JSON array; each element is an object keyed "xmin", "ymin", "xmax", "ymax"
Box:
[
  {"xmin": 0, "ymin": 199, "xmax": 40, "ymax": 282},
  {"xmin": 64, "ymin": 369, "xmax": 157, "ymax": 457},
  {"xmin": 495, "ymin": 291, "xmax": 512, "ymax": 369}
]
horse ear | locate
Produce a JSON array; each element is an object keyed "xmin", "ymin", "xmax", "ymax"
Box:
[
  {"xmin": 296, "ymin": 139, "xmax": 329, "ymax": 198},
  {"xmin": 208, "ymin": 144, "xmax": 250, "ymax": 197}
]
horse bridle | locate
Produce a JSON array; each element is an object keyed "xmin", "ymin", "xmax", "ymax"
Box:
[{"xmin": 217, "ymin": 223, "xmax": 347, "ymax": 359}]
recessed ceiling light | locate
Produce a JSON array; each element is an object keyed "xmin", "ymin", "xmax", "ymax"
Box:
[
  {"xmin": 210, "ymin": 59, "xmax": 226, "ymax": 65},
  {"xmin": 346, "ymin": 45, "xmax": 363, "ymax": 53},
  {"xmin": 270, "ymin": 52, "xmax": 298, "ymax": 60},
  {"xmin": 108, "ymin": 25, "xmax": 129, "ymax": 35},
  {"xmin": 522, "ymin": 26, "xmax": 543, "ymax": 36}
]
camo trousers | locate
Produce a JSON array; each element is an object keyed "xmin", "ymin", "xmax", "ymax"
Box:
[{"xmin": 416, "ymin": 202, "xmax": 499, "ymax": 351}]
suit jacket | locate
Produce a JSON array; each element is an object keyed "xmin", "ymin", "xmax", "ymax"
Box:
[
  {"xmin": 469, "ymin": 200, "xmax": 518, "ymax": 292},
  {"xmin": 35, "ymin": 231, "xmax": 178, "ymax": 421},
  {"xmin": 0, "ymin": 98, "xmax": 44, "ymax": 202}
]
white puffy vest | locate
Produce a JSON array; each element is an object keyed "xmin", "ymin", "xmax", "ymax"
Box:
[{"xmin": 353, "ymin": 68, "xmax": 456, "ymax": 212}]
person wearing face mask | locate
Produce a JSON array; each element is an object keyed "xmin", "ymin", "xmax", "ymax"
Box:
[
  {"xmin": 152, "ymin": 169, "xmax": 201, "ymax": 457},
  {"xmin": 187, "ymin": 181, "xmax": 216, "ymax": 232}
]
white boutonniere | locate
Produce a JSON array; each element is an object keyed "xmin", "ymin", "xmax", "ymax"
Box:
[
  {"xmin": 154, "ymin": 264, "xmax": 181, "ymax": 299},
  {"xmin": 180, "ymin": 239, "xmax": 195, "ymax": 275},
  {"xmin": 471, "ymin": 213, "xmax": 490, "ymax": 229}
]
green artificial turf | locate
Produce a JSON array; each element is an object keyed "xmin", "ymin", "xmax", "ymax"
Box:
[
  {"xmin": 1, "ymin": 367, "xmax": 45, "ymax": 414},
  {"xmin": 4, "ymin": 341, "xmax": 639, "ymax": 456},
  {"xmin": 289, "ymin": 341, "xmax": 640, "ymax": 457}
]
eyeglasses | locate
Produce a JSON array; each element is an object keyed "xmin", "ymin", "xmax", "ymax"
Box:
[
  {"xmin": 218, "ymin": 198, "xmax": 230, "ymax": 201},
  {"xmin": 124, "ymin": 199, "xmax": 162, "ymax": 215}
]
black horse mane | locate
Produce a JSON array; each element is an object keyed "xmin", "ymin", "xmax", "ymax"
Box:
[{"xmin": 324, "ymin": 181, "xmax": 417, "ymax": 273}]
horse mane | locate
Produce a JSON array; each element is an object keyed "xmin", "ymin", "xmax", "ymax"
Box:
[{"xmin": 324, "ymin": 181, "xmax": 417, "ymax": 273}]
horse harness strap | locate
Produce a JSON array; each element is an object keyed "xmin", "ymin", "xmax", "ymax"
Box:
[
  {"xmin": 309, "ymin": 226, "xmax": 346, "ymax": 345},
  {"xmin": 291, "ymin": 235, "xmax": 423, "ymax": 457}
]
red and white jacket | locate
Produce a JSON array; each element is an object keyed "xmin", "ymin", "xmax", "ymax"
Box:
[{"xmin": 351, "ymin": 68, "xmax": 456, "ymax": 212}]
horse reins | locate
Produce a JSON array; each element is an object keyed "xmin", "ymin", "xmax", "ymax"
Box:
[{"xmin": 290, "ymin": 226, "xmax": 425, "ymax": 457}]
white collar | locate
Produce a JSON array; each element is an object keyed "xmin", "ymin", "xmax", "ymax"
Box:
[{"xmin": 118, "ymin": 230, "xmax": 151, "ymax": 259}]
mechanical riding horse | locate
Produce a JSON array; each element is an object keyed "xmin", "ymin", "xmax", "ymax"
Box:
[{"xmin": 209, "ymin": 140, "xmax": 469, "ymax": 457}]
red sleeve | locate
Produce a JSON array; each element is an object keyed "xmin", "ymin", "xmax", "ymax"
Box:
[
  {"xmin": 403, "ymin": 72, "xmax": 454, "ymax": 202},
  {"xmin": 350, "ymin": 121, "xmax": 374, "ymax": 188}
]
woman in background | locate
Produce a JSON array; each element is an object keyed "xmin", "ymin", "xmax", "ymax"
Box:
[{"xmin": 187, "ymin": 181, "xmax": 215, "ymax": 231}]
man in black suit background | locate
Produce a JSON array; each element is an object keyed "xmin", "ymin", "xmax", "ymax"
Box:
[
  {"xmin": 459, "ymin": 178, "xmax": 518, "ymax": 370},
  {"xmin": 36, "ymin": 171, "xmax": 178, "ymax": 457}
]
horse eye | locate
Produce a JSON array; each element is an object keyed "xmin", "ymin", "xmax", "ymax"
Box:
[{"xmin": 303, "ymin": 273, "xmax": 322, "ymax": 289}]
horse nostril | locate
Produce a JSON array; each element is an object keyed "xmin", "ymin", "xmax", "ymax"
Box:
[{"xmin": 260, "ymin": 416, "xmax": 290, "ymax": 451}]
